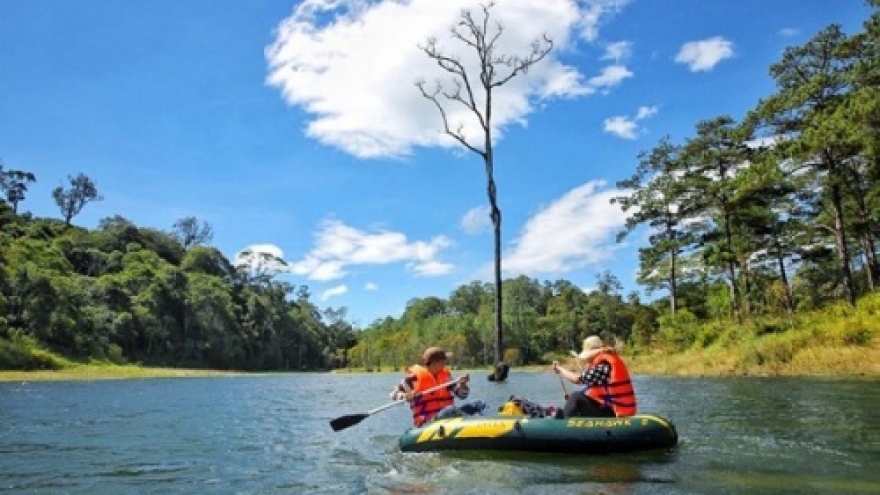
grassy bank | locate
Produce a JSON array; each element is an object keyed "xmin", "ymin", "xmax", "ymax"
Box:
[
  {"xmin": 627, "ymin": 294, "xmax": 880, "ymax": 377},
  {"xmin": 0, "ymin": 335, "xmax": 243, "ymax": 381},
  {"xmin": 0, "ymin": 363, "xmax": 242, "ymax": 382},
  {"xmin": 626, "ymin": 339, "xmax": 880, "ymax": 377}
]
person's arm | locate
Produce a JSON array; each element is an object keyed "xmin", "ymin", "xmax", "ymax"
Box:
[
  {"xmin": 552, "ymin": 361, "xmax": 581, "ymax": 384},
  {"xmin": 553, "ymin": 361, "xmax": 611, "ymax": 387},
  {"xmin": 579, "ymin": 362, "xmax": 611, "ymax": 387},
  {"xmin": 389, "ymin": 373, "xmax": 417, "ymax": 401}
]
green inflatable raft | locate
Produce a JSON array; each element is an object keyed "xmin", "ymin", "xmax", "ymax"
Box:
[{"xmin": 398, "ymin": 413, "xmax": 678, "ymax": 454}]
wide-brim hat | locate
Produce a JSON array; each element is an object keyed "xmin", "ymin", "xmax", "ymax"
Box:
[
  {"xmin": 577, "ymin": 335, "xmax": 604, "ymax": 360},
  {"xmin": 422, "ymin": 347, "xmax": 453, "ymax": 365}
]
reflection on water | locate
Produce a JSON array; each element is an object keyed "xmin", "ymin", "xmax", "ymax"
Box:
[{"xmin": 0, "ymin": 373, "xmax": 878, "ymax": 494}]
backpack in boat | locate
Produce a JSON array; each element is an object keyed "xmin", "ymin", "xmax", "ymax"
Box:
[{"xmin": 498, "ymin": 396, "xmax": 556, "ymax": 418}]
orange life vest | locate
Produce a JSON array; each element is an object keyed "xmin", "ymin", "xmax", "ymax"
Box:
[
  {"xmin": 407, "ymin": 365, "xmax": 455, "ymax": 426},
  {"xmin": 585, "ymin": 350, "xmax": 637, "ymax": 416}
]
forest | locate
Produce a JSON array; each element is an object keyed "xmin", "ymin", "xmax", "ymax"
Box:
[{"xmin": 1, "ymin": 5, "xmax": 877, "ymax": 373}]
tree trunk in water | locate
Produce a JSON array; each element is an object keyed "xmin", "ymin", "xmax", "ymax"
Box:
[{"xmin": 488, "ymin": 165, "xmax": 504, "ymax": 368}]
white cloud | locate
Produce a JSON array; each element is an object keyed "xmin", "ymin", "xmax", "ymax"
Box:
[
  {"xmin": 578, "ymin": 0, "xmax": 632, "ymax": 41},
  {"xmin": 635, "ymin": 105, "xmax": 658, "ymax": 120},
  {"xmin": 364, "ymin": 282, "xmax": 379, "ymax": 291},
  {"xmin": 503, "ymin": 181, "xmax": 628, "ymax": 275},
  {"xmin": 586, "ymin": 64, "xmax": 633, "ymax": 92},
  {"xmin": 602, "ymin": 40, "xmax": 632, "ymax": 62},
  {"xmin": 779, "ymin": 27, "xmax": 799, "ymax": 37},
  {"xmin": 266, "ymin": 0, "xmax": 631, "ymax": 158},
  {"xmin": 461, "ymin": 205, "xmax": 491, "ymax": 234},
  {"xmin": 603, "ymin": 116, "xmax": 638, "ymax": 139},
  {"xmin": 675, "ymin": 37, "xmax": 735, "ymax": 72},
  {"xmin": 603, "ymin": 105, "xmax": 658, "ymax": 139},
  {"xmin": 289, "ymin": 218, "xmax": 453, "ymax": 281},
  {"xmin": 235, "ymin": 243, "xmax": 284, "ymax": 261},
  {"xmin": 322, "ymin": 284, "xmax": 348, "ymax": 301},
  {"xmin": 234, "ymin": 244, "xmax": 291, "ymax": 276}
]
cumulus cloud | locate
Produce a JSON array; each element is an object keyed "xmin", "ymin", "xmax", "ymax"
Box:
[
  {"xmin": 322, "ymin": 284, "xmax": 349, "ymax": 301},
  {"xmin": 461, "ymin": 205, "xmax": 491, "ymax": 234},
  {"xmin": 603, "ymin": 105, "xmax": 658, "ymax": 139},
  {"xmin": 289, "ymin": 219, "xmax": 453, "ymax": 281},
  {"xmin": 586, "ymin": 64, "xmax": 633, "ymax": 93},
  {"xmin": 503, "ymin": 181, "xmax": 628, "ymax": 275},
  {"xmin": 364, "ymin": 282, "xmax": 379, "ymax": 291},
  {"xmin": 266, "ymin": 0, "xmax": 631, "ymax": 158},
  {"xmin": 675, "ymin": 37, "xmax": 735, "ymax": 72}
]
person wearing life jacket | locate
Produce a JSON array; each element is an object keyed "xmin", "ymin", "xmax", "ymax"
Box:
[
  {"xmin": 552, "ymin": 335, "xmax": 637, "ymax": 418},
  {"xmin": 389, "ymin": 347, "xmax": 483, "ymax": 427}
]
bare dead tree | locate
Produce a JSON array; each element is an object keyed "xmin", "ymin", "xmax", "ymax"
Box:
[{"xmin": 416, "ymin": 2, "xmax": 552, "ymax": 374}]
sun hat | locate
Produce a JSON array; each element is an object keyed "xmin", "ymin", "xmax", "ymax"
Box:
[
  {"xmin": 422, "ymin": 347, "xmax": 453, "ymax": 365},
  {"xmin": 577, "ymin": 335, "xmax": 604, "ymax": 360}
]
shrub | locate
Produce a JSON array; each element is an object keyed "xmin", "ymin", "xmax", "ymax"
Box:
[
  {"xmin": 693, "ymin": 320, "xmax": 727, "ymax": 348},
  {"xmin": 0, "ymin": 332, "xmax": 66, "ymax": 370},
  {"xmin": 657, "ymin": 309, "xmax": 700, "ymax": 351},
  {"xmin": 856, "ymin": 292, "xmax": 880, "ymax": 316},
  {"xmin": 739, "ymin": 331, "xmax": 813, "ymax": 369},
  {"xmin": 822, "ymin": 316, "xmax": 875, "ymax": 345}
]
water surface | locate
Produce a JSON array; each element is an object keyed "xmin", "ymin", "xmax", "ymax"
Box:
[{"xmin": 1, "ymin": 372, "xmax": 878, "ymax": 494}]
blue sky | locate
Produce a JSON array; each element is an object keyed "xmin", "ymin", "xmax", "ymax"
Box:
[{"xmin": 0, "ymin": 0, "xmax": 872, "ymax": 327}]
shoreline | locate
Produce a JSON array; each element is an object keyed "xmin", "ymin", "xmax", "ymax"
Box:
[{"xmin": 3, "ymin": 340, "xmax": 878, "ymax": 382}]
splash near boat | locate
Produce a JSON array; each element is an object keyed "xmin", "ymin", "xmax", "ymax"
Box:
[{"xmin": 398, "ymin": 413, "xmax": 678, "ymax": 454}]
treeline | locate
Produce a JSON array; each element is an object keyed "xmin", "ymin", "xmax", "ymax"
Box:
[
  {"xmin": 347, "ymin": 272, "xmax": 658, "ymax": 370},
  {"xmin": 0, "ymin": 197, "xmax": 356, "ymax": 370},
  {"xmin": 614, "ymin": 12, "xmax": 879, "ymax": 318}
]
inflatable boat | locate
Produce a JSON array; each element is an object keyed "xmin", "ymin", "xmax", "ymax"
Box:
[{"xmin": 398, "ymin": 413, "xmax": 678, "ymax": 454}]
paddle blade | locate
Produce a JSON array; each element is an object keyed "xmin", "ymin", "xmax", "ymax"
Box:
[{"xmin": 329, "ymin": 413, "xmax": 368, "ymax": 432}]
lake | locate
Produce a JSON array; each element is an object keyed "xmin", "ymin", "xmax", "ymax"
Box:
[{"xmin": 1, "ymin": 371, "xmax": 878, "ymax": 494}]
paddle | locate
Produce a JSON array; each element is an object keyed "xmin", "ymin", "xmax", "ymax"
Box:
[
  {"xmin": 329, "ymin": 379, "xmax": 458, "ymax": 432},
  {"xmin": 557, "ymin": 373, "xmax": 569, "ymax": 400}
]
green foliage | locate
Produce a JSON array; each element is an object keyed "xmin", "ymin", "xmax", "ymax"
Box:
[
  {"xmin": 738, "ymin": 330, "xmax": 814, "ymax": 368},
  {"xmin": 0, "ymin": 332, "xmax": 70, "ymax": 370},
  {"xmin": 692, "ymin": 320, "xmax": 728, "ymax": 348},
  {"xmin": 856, "ymin": 292, "xmax": 880, "ymax": 315},
  {"xmin": 656, "ymin": 309, "xmax": 700, "ymax": 351},
  {"xmin": 0, "ymin": 204, "xmax": 341, "ymax": 371}
]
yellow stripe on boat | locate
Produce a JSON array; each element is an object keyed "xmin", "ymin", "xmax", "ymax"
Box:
[
  {"xmin": 414, "ymin": 418, "xmax": 517, "ymax": 443},
  {"xmin": 453, "ymin": 419, "xmax": 518, "ymax": 438},
  {"xmin": 637, "ymin": 414, "xmax": 674, "ymax": 431}
]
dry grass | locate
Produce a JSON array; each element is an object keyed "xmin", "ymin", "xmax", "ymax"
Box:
[{"xmin": 626, "ymin": 337, "xmax": 880, "ymax": 377}]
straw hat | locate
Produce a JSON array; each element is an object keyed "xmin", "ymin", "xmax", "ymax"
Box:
[{"xmin": 577, "ymin": 335, "xmax": 604, "ymax": 360}]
